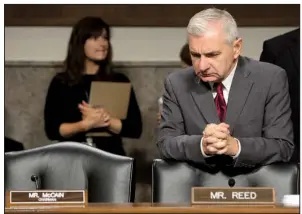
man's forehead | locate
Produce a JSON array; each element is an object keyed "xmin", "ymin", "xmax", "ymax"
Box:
[
  {"xmin": 189, "ymin": 38, "xmax": 222, "ymax": 52},
  {"xmin": 188, "ymin": 32, "xmax": 227, "ymax": 50},
  {"xmin": 188, "ymin": 30, "xmax": 224, "ymax": 41}
]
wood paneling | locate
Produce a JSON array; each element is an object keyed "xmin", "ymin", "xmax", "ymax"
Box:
[{"xmin": 5, "ymin": 4, "xmax": 300, "ymax": 27}]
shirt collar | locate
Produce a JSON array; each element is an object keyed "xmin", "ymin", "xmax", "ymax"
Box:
[{"xmin": 209, "ymin": 60, "xmax": 238, "ymax": 92}]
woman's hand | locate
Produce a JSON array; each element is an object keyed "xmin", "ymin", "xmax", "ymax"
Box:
[
  {"xmin": 78, "ymin": 101, "xmax": 122, "ymax": 134},
  {"xmin": 78, "ymin": 101, "xmax": 110, "ymax": 131}
]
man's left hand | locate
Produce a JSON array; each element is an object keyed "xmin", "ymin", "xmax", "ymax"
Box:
[
  {"xmin": 203, "ymin": 123, "xmax": 239, "ymax": 156},
  {"xmin": 209, "ymin": 135, "xmax": 239, "ymax": 156}
]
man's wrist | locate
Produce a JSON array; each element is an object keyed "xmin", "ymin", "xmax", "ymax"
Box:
[
  {"xmin": 200, "ymin": 137, "xmax": 212, "ymax": 157},
  {"xmin": 229, "ymin": 136, "xmax": 240, "ymax": 157}
]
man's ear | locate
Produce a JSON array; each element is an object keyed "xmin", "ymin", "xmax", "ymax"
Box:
[{"xmin": 233, "ymin": 38, "xmax": 242, "ymax": 59}]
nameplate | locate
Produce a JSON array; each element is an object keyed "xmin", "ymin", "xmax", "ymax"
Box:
[
  {"xmin": 6, "ymin": 190, "xmax": 87, "ymax": 207},
  {"xmin": 191, "ymin": 187, "xmax": 275, "ymax": 205}
]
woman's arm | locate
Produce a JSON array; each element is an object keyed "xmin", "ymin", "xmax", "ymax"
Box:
[
  {"xmin": 119, "ymin": 87, "xmax": 142, "ymax": 138},
  {"xmin": 58, "ymin": 121, "xmax": 87, "ymax": 138},
  {"xmin": 44, "ymin": 76, "xmax": 88, "ymax": 140},
  {"xmin": 107, "ymin": 118, "xmax": 122, "ymax": 134}
]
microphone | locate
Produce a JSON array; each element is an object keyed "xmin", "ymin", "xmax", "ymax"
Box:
[
  {"xmin": 228, "ymin": 178, "xmax": 235, "ymax": 187},
  {"xmin": 31, "ymin": 175, "xmax": 40, "ymax": 190}
]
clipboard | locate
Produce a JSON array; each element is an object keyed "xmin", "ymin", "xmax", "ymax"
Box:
[{"xmin": 86, "ymin": 81, "xmax": 131, "ymax": 137}]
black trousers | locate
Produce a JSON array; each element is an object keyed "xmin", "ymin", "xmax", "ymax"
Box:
[{"xmin": 93, "ymin": 137, "xmax": 126, "ymax": 156}]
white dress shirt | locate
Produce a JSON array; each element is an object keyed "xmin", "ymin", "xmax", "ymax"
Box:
[{"xmin": 200, "ymin": 61, "xmax": 241, "ymax": 159}]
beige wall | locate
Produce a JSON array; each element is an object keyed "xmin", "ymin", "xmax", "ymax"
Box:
[{"xmin": 5, "ymin": 26, "xmax": 297, "ymax": 62}]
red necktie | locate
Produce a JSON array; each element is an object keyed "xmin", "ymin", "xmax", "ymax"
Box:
[{"xmin": 214, "ymin": 83, "xmax": 227, "ymax": 122}]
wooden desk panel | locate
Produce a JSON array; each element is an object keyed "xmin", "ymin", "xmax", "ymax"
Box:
[{"xmin": 5, "ymin": 203, "xmax": 299, "ymax": 214}]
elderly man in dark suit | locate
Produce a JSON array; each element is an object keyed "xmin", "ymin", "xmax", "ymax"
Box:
[
  {"xmin": 260, "ymin": 28, "xmax": 300, "ymax": 163},
  {"xmin": 157, "ymin": 8, "xmax": 294, "ymax": 170}
]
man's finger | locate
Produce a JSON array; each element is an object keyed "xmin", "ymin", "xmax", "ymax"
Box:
[
  {"xmin": 204, "ymin": 128, "xmax": 228, "ymax": 139},
  {"xmin": 211, "ymin": 140, "xmax": 227, "ymax": 149},
  {"xmin": 216, "ymin": 147, "xmax": 228, "ymax": 155},
  {"xmin": 203, "ymin": 136, "xmax": 220, "ymax": 144},
  {"xmin": 211, "ymin": 131, "xmax": 229, "ymax": 140},
  {"xmin": 207, "ymin": 145, "xmax": 218, "ymax": 153},
  {"xmin": 219, "ymin": 122, "xmax": 230, "ymax": 128},
  {"xmin": 215, "ymin": 125, "xmax": 230, "ymax": 135},
  {"xmin": 204, "ymin": 125, "xmax": 218, "ymax": 136}
]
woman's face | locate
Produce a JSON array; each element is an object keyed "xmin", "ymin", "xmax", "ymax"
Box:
[{"xmin": 84, "ymin": 30, "xmax": 109, "ymax": 61}]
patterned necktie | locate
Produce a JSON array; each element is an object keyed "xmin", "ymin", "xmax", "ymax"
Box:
[{"xmin": 214, "ymin": 83, "xmax": 227, "ymax": 122}]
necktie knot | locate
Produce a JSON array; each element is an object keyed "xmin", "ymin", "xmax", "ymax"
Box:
[{"xmin": 214, "ymin": 82, "xmax": 224, "ymax": 95}]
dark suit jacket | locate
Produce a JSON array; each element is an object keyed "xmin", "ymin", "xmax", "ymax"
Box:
[
  {"xmin": 157, "ymin": 56, "xmax": 294, "ymax": 173},
  {"xmin": 260, "ymin": 28, "xmax": 300, "ymax": 163}
]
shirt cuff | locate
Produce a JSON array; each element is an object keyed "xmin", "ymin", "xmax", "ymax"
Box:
[
  {"xmin": 200, "ymin": 137, "xmax": 212, "ymax": 158},
  {"xmin": 232, "ymin": 137, "xmax": 241, "ymax": 159}
]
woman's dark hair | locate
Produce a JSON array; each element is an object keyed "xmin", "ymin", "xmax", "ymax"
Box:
[
  {"xmin": 61, "ymin": 16, "xmax": 112, "ymax": 85},
  {"xmin": 179, "ymin": 43, "xmax": 192, "ymax": 66}
]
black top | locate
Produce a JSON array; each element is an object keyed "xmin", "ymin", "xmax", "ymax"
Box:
[{"xmin": 44, "ymin": 71, "xmax": 142, "ymax": 155}]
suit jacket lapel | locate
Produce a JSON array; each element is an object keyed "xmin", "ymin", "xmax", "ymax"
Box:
[
  {"xmin": 190, "ymin": 78, "xmax": 220, "ymax": 124},
  {"xmin": 225, "ymin": 57, "xmax": 254, "ymax": 134}
]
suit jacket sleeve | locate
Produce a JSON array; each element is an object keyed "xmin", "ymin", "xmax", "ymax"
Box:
[
  {"xmin": 157, "ymin": 76, "xmax": 209, "ymax": 165},
  {"xmin": 235, "ymin": 68, "xmax": 294, "ymax": 167}
]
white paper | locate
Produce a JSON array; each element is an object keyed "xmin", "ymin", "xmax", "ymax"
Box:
[{"xmin": 281, "ymin": 195, "xmax": 300, "ymax": 207}]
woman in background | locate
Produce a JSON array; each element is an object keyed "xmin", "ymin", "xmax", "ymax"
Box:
[
  {"xmin": 44, "ymin": 17, "xmax": 142, "ymax": 156},
  {"xmin": 179, "ymin": 43, "xmax": 193, "ymax": 68}
]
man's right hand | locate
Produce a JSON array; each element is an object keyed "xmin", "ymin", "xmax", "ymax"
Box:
[{"xmin": 202, "ymin": 123, "xmax": 230, "ymax": 155}]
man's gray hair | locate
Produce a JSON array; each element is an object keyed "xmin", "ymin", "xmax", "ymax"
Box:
[{"xmin": 187, "ymin": 8, "xmax": 239, "ymax": 44}]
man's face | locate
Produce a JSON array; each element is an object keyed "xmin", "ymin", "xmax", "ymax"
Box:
[{"xmin": 188, "ymin": 27, "xmax": 241, "ymax": 83}]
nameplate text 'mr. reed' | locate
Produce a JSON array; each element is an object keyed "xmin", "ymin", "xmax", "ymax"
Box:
[{"xmin": 191, "ymin": 187, "xmax": 275, "ymax": 205}]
